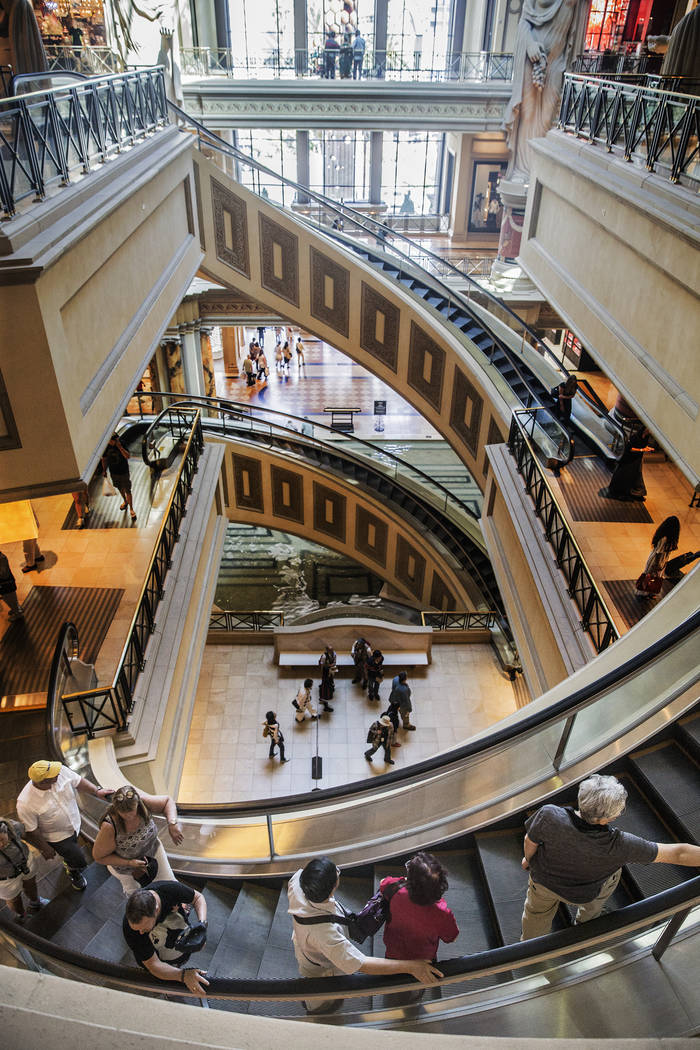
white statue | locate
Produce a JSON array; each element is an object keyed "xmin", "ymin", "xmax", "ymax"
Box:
[{"xmin": 504, "ymin": 0, "xmax": 589, "ymax": 181}]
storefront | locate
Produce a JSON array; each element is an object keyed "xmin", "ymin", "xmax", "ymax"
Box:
[{"xmin": 33, "ymin": 0, "xmax": 107, "ymax": 50}]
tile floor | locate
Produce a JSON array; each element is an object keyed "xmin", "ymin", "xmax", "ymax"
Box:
[{"xmin": 177, "ymin": 643, "xmax": 519, "ymax": 803}]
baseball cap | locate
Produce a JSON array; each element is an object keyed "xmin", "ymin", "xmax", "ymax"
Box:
[{"xmin": 28, "ymin": 760, "xmax": 62, "ymax": 783}]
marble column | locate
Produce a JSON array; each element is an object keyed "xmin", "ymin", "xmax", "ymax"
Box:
[
  {"xmin": 370, "ymin": 131, "xmax": 383, "ymax": 204},
  {"xmin": 200, "ymin": 326, "xmax": 217, "ymax": 398},
  {"xmin": 221, "ymin": 326, "xmax": 239, "ymax": 378},
  {"xmin": 163, "ymin": 338, "xmax": 185, "ymax": 395},
  {"xmin": 179, "ymin": 322, "xmax": 206, "ymax": 397},
  {"xmin": 490, "ymin": 178, "xmax": 536, "ymax": 293}
]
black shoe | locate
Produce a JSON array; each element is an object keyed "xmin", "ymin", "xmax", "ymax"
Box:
[
  {"xmin": 69, "ymin": 871, "xmax": 87, "ymax": 891},
  {"xmin": 323, "ymin": 705, "xmax": 334, "ymax": 713},
  {"xmin": 364, "ymin": 753, "xmax": 373, "ymax": 761},
  {"xmin": 280, "ymin": 757, "xmax": 289, "ymax": 763},
  {"xmin": 385, "ymin": 759, "xmax": 395, "ymax": 765}
]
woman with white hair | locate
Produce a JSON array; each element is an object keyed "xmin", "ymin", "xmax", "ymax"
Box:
[{"xmin": 521, "ymin": 773, "xmax": 700, "ymax": 939}]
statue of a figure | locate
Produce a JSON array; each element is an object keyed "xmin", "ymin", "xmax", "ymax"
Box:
[
  {"xmin": 661, "ymin": 6, "xmax": 700, "ymax": 87},
  {"xmin": 504, "ymin": 0, "xmax": 588, "ymax": 181},
  {"xmin": 0, "ymin": 0, "xmax": 47, "ymax": 74}
]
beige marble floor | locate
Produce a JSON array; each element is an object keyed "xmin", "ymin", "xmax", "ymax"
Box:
[{"xmin": 177, "ymin": 643, "xmax": 519, "ymax": 803}]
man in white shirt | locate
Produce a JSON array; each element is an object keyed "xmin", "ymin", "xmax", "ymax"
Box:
[
  {"xmin": 294, "ymin": 678, "xmax": 318, "ymax": 722},
  {"xmin": 288, "ymin": 856, "xmax": 442, "ymax": 1012},
  {"xmin": 16, "ymin": 760, "xmax": 112, "ymax": 891}
]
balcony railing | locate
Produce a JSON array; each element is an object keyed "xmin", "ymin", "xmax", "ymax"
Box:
[
  {"xmin": 0, "ymin": 67, "xmax": 168, "ymax": 218},
  {"xmin": 60, "ymin": 410, "xmax": 204, "ymax": 738},
  {"xmin": 558, "ymin": 72, "xmax": 700, "ymax": 186},
  {"xmin": 508, "ymin": 409, "xmax": 619, "ymax": 654},
  {"xmin": 180, "ymin": 47, "xmax": 513, "ymax": 83},
  {"xmin": 209, "ymin": 610, "xmax": 285, "ymax": 631},
  {"xmin": 44, "ymin": 45, "xmax": 124, "ymax": 76}
]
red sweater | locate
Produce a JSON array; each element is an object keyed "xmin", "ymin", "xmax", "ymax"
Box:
[{"xmin": 380, "ymin": 876, "xmax": 459, "ymax": 960}]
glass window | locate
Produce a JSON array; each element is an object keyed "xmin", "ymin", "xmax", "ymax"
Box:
[
  {"xmin": 234, "ymin": 129, "xmax": 298, "ymax": 202},
  {"xmin": 382, "ymin": 131, "xmax": 444, "ymax": 214},
  {"xmin": 229, "ymin": 0, "xmax": 295, "ymax": 72},
  {"xmin": 468, "ymin": 160, "xmax": 507, "ymax": 233},
  {"xmin": 308, "ymin": 130, "xmax": 371, "ymax": 201},
  {"xmin": 386, "ymin": 0, "xmax": 452, "ymax": 76}
]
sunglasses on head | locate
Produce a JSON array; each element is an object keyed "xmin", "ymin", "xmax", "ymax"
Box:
[{"xmin": 114, "ymin": 788, "xmax": 138, "ymax": 804}]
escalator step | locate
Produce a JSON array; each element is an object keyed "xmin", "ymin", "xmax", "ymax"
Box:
[
  {"xmin": 629, "ymin": 742, "xmax": 700, "ymax": 844},
  {"xmin": 208, "ymin": 882, "xmax": 279, "ymax": 979},
  {"xmin": 475, "ymin": 828, "xmax": 529, "ymax": 946},
  {"xmin": 615, "ymin": 775, "xmax": 693, "ymax": 897},
  {"xmin": 678, "ymin": 711, "xmax": 700, "ymax": 761}
]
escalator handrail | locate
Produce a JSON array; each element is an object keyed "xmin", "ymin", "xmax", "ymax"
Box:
[
  {"xmin": 174, "ymin": 606, "xmax": 699, "ymax": 816},
  {"xmin": 1, "ymin": 872, "xmax": 697, "ymax": 1000},
  {"xmin": 168, "ymin": 101, "xmax": 565, "ymax": 379},
  {"xmin": 45, "ymin": 620, "xmax": 80, "ymax": 762},
  {"xmin": 141, "ymin": 390, "xmax": 481, "ymax": 522}
]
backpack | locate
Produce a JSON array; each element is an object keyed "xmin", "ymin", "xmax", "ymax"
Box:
[
  {"xmin": 292, "ymin": 878, "xmax": 406, "ymax": 945},
  {"xmin": 366, "ymin": 720, "xmax": 382, "ymax": 744}
]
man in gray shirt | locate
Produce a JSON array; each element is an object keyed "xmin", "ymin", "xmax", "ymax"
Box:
[{"xmin": 521, "ymin": 773, "xmax": 700, "ymax": 939}]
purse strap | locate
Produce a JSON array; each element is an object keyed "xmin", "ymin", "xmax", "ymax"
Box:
[{"xmin": 292, "ymin": 878, "xmax": 407, "ymax": 926}]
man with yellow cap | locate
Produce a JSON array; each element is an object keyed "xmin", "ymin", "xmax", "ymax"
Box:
[{"xmin": 16, "ymin": 761, "xmax": 113, "ymax": 891}]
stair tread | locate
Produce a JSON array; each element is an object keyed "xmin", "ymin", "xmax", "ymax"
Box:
[
  {"xmin": 630, "ymin": 743, "xmax": 700, "ymax": 843},
  {"xmin": 474, "ymin": 829, "xmax": 528, "ymax": 946},
  {"xmin": 615, "ymin": 775, "xmax": 693, "ymax": 896},
  {"xmin": 208, "ymin": 883, "xmax": 279, "ymax": 978}
]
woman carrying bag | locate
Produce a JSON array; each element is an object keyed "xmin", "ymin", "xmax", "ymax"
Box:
[{"xmin": 93, "ymin": 786, "xmax": 183, "ymax": 894}]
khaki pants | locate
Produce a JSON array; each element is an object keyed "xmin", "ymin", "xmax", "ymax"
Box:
[{"xmin": 521, "ymin": 869, "xmax": 621, "ymax": 940}]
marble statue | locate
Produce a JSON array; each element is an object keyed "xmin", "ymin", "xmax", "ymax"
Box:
[{"xmin": 504, "ymin": 0, "xmax": 588, "ymax": 180}]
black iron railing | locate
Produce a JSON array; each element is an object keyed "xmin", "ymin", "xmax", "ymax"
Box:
[
  {"xmin": 179, "ymin": 47, "xmax": 513, "ymax": 82},
  {"xmin": 0, "ymin": 67, "xmax": 168, "ymax": 218},
  {"xmin": 421, "ymin": 610, "xmax": 498, "ymax": 630},
  {"xmin": 209, "ymin": 610, "xmax": 285, "ymax": 631},
  {"xmin": 508, "ymin": 410, "xmax": 619, "ymax": 654},
  {"xmin": 60, "ymin": 410, "xmax": 204, "ymax": 738},
  {"xmin": 558, "ymin": 72, "xmax": 700, "ymax": 186},
  {"xmin": 572, "ymin": 51, "xmax": 664, "ymax": 77}
]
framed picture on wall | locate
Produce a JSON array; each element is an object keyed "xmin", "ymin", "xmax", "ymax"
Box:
[{"xmin": 468, "ymin": 161, "xmax": 507, "ymax": 234}]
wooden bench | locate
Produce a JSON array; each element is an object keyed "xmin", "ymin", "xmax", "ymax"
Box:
[
  {"xmin": 323, "ymin": 406, "xmax": 362, "ymax": 433},
  {"xmin": 274, "ymin": 617, "xmax": 432, "ymax": 668}
]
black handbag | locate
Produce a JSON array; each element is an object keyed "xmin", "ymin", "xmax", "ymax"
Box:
[{"xmin": 292, "ymin": 878, "xmax": 406, "ymax": 945}]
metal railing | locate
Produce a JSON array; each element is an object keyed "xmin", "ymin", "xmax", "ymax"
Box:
[
  {"xmin": 0, "ymin": 67, "xmax": 168, "ymax": 218},
  {"xmin": 209, "ymin": 610, "xmax": 285, "ymax": 631},
  {"xmin": 0, "ymin": 64, "xmax": 12, "ymax": 98},
  {"xmin": 180, "ymin": 47, "xmax": 513, "ymax": 83},
  {"xmin": 422, "ymin": 610, "xmax": 498, "ymax": 629},
  {"xmin": 44, "ymin": 45, "xmax": 124, "ymax": 76},
  {"xmin": 558, "ymin": 72, "xmax": 700, "ymax": 186},
  {"xmin": 572, "ymin": 50, "xmax": 663, "ymax": 76},
  {"xmin": 508, "ymin": 410, "xmax": 619, "ymax": 654},
  {"xmin": 60, "ymin": 410, "xmax": 204, "ymax": 738}
]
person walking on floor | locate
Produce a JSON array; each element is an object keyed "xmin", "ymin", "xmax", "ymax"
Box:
[
  {"xmin": 257, "ymin": 350, "xmax": 269, "ymax": 382},
  {"xmin": 318, "ymin": 645, "xmax": 337, "ymax": 713},
  {"xmin": 263, "ymin": 711, "xmax": 288, "ymax": 762},
  {"xmin": 274, "ymin": 342, "xmax": 284, "ymax": 375},
  {"xmin": 243, "ymin": 352, "xmax": 255, "ymax": 386},
  {"xmin": 282, "ymin": 341, "xmax": 293, "ymax": 374},
  {"xmin": 20, "ymin": 502, "xmax": 44, "ymax": 573},
  {"xmin": 365, "ymin": 714, "xmax": 395, "ymax": 765},
  {"xmin": 296, "ymin": 338, "xmax": 306, "ymax": 368},
  {"xmin": 351, "ymin": 637, "xmax": 372, "ymax": 686},
  {"xmin": 366, "ymin": 648, "xmax": 385, "ymax": 701},
  {"xmin": 257, "ymin": 326, "xmax": 266, "ymax": 347},
  {"xmin": 294, "ymin": 679, "xmax": 318, "ymax": 722},
  {"xmin": 521, "ymin": 773, "xmax": 700, "ymax": 940},
  {"xmin": 389, "ymin": 671, "xmax": 416, "ymax": 730},
  {"xmin": 0, "ymin": 550, "xmax": 23, "ymax": 622},
  {"xmin": 16, "ymin": 760, "xmax": 113, "ymax": 892},
  {"xmin": 102, "ymin": 433, "xmax": 137, "ymax": 521},
  {"xmin": 71, "ymin": 485, "xmax": 91, "ymax": 529}
]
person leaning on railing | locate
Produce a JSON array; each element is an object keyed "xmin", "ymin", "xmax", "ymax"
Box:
[
  {"xmin": 288, "ymin": 857, "xmax": 442, "ymax": 1014},
  {"xmin": 92, "ymin": 785, "xmax": 183, "ymax": 895},
  {"xmin": 521, "ymin": 774, "xmax": 700, "ymax": 940},
  {"xmin": 123, "ymin": 881, "xmax": 209, "ymax": 996}
]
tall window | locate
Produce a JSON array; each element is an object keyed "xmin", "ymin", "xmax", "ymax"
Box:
[
  {"xmin": 229, "ymin": 0, "xmax": 295, "ymax": 70},
  {"xmin": 585, "ymin": 0, "xmax": 631, "ymax": 50},
  {"xmin": 381, "ymin": 131, "xmax": 444, "ymax": 214},
  {"xmin": 386, "ymin": 0, "xmax": 452, "ymax": 74},
  {"xmin": 234, "ymin": 129, "xmax": 298, "ymax": 201},
  {"xmin": 308, "ymin": 130, "xmax": 372, "ymax": 200}
]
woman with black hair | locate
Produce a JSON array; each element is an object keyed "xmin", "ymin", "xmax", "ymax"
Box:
[
  {"xmin": 379, "ymin": 851, "xmax": 459, "ymax": 962},
  {"xmin": 635, "ymin": 515, "xmax": 680, "ymax": 598}
]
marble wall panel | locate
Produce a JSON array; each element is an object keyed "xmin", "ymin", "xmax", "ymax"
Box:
[
  {"xmin": 310, "ymin": 247, "xmax": 350, "ymax": 338},
  {"xmin": 407, "ymin": 323, "xmax": 445, "ymax": 412},
  {"xmin": 259, "ymin": 214, "xmax": 299, "ymax": 306},
  {"xmin": 271, "ymin": 465, "xmax": 304, "ymax": 523},
  {"xmin": 313, "ymin": 481, "xmax": 347, "ymax": 543},
  {"xmin": 232, "ymin": 454, "xmax": 263, "ymax": 512},
  {"xmin": 355, "ymin": 506, "xmax": 388, "ymax": 569},
  {"xmin": 450, "ymin": 367, "xmax": 484, "ymax": 458},
  {"xmin": 211, "ymin": 178, "xmax": 249, "ymax": 277},
  {"xmin": 429, "ymin": 571, "xmax": 457, "ymax": 612},
  {"xmin": 483, "ymin": 415, "xmax": 505, "ymax": 476},
  {"xmin": 395, "ymin": 534, "xmax": 426, "ymax": 601},
  {"xmin": 360, "ymin": 282, "xmax": 400, "ymax": 372}
]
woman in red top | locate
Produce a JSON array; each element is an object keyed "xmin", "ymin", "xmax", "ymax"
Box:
[{"xmin": 380, "ymin": 852, "xmax": 459, "ymax": 962}]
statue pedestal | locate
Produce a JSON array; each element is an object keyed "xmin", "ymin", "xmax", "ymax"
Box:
[{"xmin": 490, "ymin": 177, "xmax": 539, "ymax": 298}]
